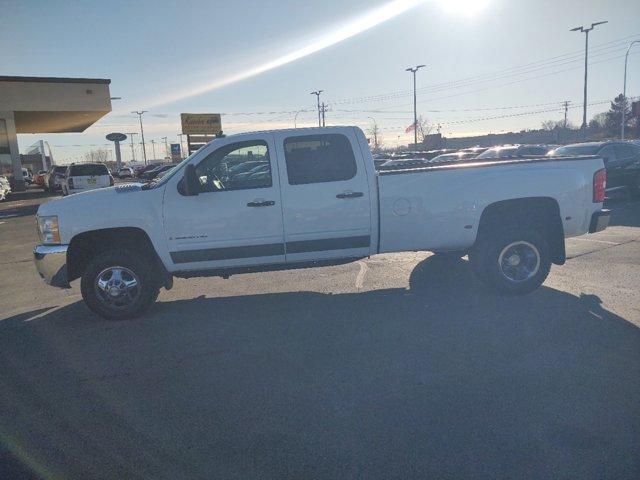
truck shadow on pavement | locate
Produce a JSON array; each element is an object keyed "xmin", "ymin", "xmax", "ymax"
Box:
[{"xmin": 1, "ymin": 256, "xmax": 639, "ymax": 480}]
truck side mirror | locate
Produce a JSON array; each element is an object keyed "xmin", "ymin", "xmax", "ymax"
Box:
[{"xmin": 183, "ymin": 164, "xmax": 200, "ymax": 196}]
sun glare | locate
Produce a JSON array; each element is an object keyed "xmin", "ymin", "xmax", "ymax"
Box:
[
  {"xmin": 438, "ymin": 0, "xmax": 490, "ymax": 16},
  {"xmin": 146, "ymin": 0, "xmax": 430, "ymax": 107}
]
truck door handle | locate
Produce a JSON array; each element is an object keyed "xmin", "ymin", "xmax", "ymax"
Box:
[
  {"xmin": 336, "ymin": 191, "xmax": 364, "ymax": 199},
  {"xmin": 247, "ymin": 200, "xmax": 275, "ymax": 207}
]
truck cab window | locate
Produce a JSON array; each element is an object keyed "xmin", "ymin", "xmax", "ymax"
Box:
[
  {"xmin": 284, "ymin": 134, "xmax": 357, "ymax": 185},
  {"xmin": 195, "ymin": 140, "xmax": 271, "ymax": 192}
]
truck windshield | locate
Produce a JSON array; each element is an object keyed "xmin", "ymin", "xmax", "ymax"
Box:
[{"xmin": 145, "ymin": 146, "xmax": 207, "ymax": 188}]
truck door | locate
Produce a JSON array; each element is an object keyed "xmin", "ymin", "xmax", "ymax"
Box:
[
  {"xmin": 273, "ymin": 129, "xmax": 373, "ymax": 262},
  {"xmin": 163, "ymin": 135, "xmax": 286, "ymax": 270}
]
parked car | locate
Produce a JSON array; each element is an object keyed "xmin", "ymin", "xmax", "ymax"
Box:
[
  {"xmin": 377, "ymin": 157, "xmax": 431, "ymax": 170},
  {"xmin": 476, "ymin": 144, "xmax": 552, "ymax": 160},
  {"xmin": 61, "ymin": 163, "xmax": 113, "ymax": 196},
  {"xmin": 139, "ymin": 164, "xmax": 174, "ymax": 180},
  {"xmin": 430, "ymin": 151, "xmax": 479, "ymax": 164},
  {"xmin": 116, "ymin": 166, "xmax": 134, "ymax": 178},
  {"xmin": 22, "ymin": 168, "xmax": 33, "ymax": 185},
  {"xmin": 549, "ymin": 141, "xmax": 640, "ymax": 195},
  {"xmin": 44, "ymin": 165, "xmax": 68, "ymax": 193},
  {"xmin": 33, "ymin": 126, "xmax": 610, "ymax": 320},
  {"xmin": 0, "ymin": 175, "xmax": 11, "ymax": 201},
  {"xmin": 135, "ymin": 163, "xmax": 162, "ymax": 178},
  {"xmin": 34, "ymin": 170, "xmax": 47, "ymax": 186}
]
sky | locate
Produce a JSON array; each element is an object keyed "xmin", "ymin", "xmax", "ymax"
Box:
[{"xmin": 2, "ymin": 0, "xmax": 640, "ymax": 163}]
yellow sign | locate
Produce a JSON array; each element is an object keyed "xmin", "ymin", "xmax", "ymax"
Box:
[{"xmin": 180, "ymin": 113, "xmax": 222, "ymax": 135}]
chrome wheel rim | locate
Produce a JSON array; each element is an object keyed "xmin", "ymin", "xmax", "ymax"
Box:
[
  {"xmin": 94, "ymin": 266, "xmax": 141, "ymax": 309},
  {"xmin": 498, "ymin": 241, "xmax": 540, "ymax": 283}
]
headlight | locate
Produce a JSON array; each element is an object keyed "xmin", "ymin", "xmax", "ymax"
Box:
[{"xmin": 37, "ymin": 215, "xmax": 60, "ymax": 244}]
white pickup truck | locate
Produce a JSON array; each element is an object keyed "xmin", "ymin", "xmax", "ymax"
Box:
[{"xmin": 34, "ymin": 126, "xmax": 610, "ymax": 319}]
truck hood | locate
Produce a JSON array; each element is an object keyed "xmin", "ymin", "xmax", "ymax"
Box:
[
  {"xmin": 37, "ymin": 184, "xmax": 146, "ymax": 217},
  {"xmin": 37, "ymin": 183, "xmax": 166, "ymax": 245}
]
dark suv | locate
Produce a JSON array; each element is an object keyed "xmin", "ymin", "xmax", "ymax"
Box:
[{"xmin": 550, "ymin": 141, "xmax": 640, "ymax": 195}]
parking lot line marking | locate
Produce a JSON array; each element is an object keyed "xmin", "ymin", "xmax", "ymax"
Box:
[
  {"xmin": 355, "ymin": 260, "xmax": 368, "ymax": 289},
  {"xmin": 569, "ymin": 237, "xmax": 619, "ymax": 245}
]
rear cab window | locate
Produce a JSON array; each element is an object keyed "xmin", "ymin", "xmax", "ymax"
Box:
[
  {"xmin": 283, "ymin": 134, "xmax": 357, "ymax": 185},
  {"xmin": 69, "ymin": 164, "xmax": 109, "ymax": 176}
]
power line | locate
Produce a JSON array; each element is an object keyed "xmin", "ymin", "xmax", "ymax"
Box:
[{"xmin": 330, "ymin": 34, "xmax": 640, "ymax": 106}]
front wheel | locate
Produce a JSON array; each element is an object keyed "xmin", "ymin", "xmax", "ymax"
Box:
[
  {"xmin": 470, "ymin": 228, "xmax": 551, "ymax": 295},
  {"xmin": 80, "ymin": 250, "xmax": 160, "ymax": 320}
]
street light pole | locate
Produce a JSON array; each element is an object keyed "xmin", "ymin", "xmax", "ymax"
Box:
[
  {"xmin": 125, "ymin": 132, "xmax": 138, "ymax": 162},
  {"xmin": 621, "ymin": 40, "xmax": 640, "ymax": 140},
  {"xmin": 294, "ymin": 110, "xmax": 304, "ymax": 128},
  {"xmin": 570, "ymin": 21, "xmax": 607, "ymax": 138},
  {"xmin": 310, "ymin": 91, "xmax": 323, "ymax": 127},
  {"xmin": 132, "ymin": 110, "xmax": 148, "ymax": 164},
  {"xmin": 150, "ymin": 139, "xmax": 156, "ymax": 161},
  {"xmin": 161, "ymin": 136, "xmax": 168, "ymax": 159},
  {"xmin": 406, "ymin": 65, "xmax": 425, "ymax": 146},
  {"xmin": 178, "ymin": 134, "xmax": 187, "ymax": 159}
]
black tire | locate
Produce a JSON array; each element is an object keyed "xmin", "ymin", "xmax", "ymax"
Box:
[
  {"xmin": 80, "ymin": 249, "xmax": 160, "ymax": 320},
  {"xmin": 470, "ymin": 227, "xmax": 551, "ymax": 295}
]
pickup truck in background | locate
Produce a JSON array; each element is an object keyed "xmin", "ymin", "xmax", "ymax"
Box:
[{"xmin": 34, "ymin": 126, "xmax": 610, "ymax": 320}]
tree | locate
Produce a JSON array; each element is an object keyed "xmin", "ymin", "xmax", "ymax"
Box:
[
  {"xmin": 589, "ymin": 112, "xmax": 607, "ymax": 130},
  {"xmin": 541, "ymin": 120, "xmax": 560, "ymax": 131},
  {"xmin": 84, "ymin": 149, "xmax": 109, "ymax": 163},
  {"xmin": 603, "ymin": 93, "xmax": 631, "ymax": 136},
  {"xmin": 416, "ymin": 115, "xmax": 434, "ymax": 142},
  {"xmin": 367, "ymin": 123, "xmax": 383, "ymax": 152}
]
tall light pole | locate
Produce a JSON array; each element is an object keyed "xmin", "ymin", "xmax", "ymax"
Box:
[
  {"xmin": 150, "ymin": 139, "xmax": 156, "ymax": 161},
  {"xmin": 406, "ymin": 64, "xmax": 426, "ymax": 146},
  {"xmin": 621, "ymin": 40, "xmax": 640, "ymax": 140},
  {"xmin": 178, "ymin": 134, "xmax": 187, "ymax": 159},
  {"xmin": 132, "ymin": 110, "xmax": 148, "ymax": 164},
  {"xmin": 161, "ymin": 136, "xmax": 169, "ymax": 158},
  {"xmin": 294, "ymin": 109, "xmax": 305, "ymax": 128},
  {"xmin": 570, "ymin": 21, "xmax": 607, "ymax": 138},
  {"xmin": 125, "ymin": 132, "xmax": 138, "ymax": 162},
  {"xmin": 310, "ymin": 90, "xmax": 323, "ymax": 127}
]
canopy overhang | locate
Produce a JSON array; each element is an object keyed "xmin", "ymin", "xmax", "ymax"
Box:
[{"xmin": 0, "ymin": 76, "xmax": 112, "ymax": 133}]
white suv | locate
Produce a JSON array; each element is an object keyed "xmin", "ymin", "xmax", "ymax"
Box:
[{"xmin": 62, "ymin": 163, "xmax": 113, "ymax": 196}]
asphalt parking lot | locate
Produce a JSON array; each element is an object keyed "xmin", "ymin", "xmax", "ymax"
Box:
[{"xmin": 1, "ymin": 192, "xmax": 639, "ymax": 479}]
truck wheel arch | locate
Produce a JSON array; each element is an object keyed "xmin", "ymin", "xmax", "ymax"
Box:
[
  {"xmin": 67, "ymin": 227, "xmax": 172, "ymax": 288},
  {"xmin": 475, "ymin": 197, "xmax": 566, "ymax": 265}
]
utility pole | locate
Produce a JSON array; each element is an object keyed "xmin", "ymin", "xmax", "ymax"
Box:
[
  {"xmin": 125, "ymin": 132, "xmax": 138, "ymax": 162},
  {"xmin": 563, "ymin": 101, "xmax": 571, "ymax": 129},
  {"xmin": 161, "ymin": 136, "xmax": 168, "ymax": 159},
  {"xmin": 320, "ymin": 102, "xmax": 327, "ymax": 127},
  {"xmin": 178, "ymin": 134, "xmax": 187, "ymax": 159},
  {"xmin": 310, "ymin": 90, "xmax": 323, "ymax": 127},
  {"xmin": 622, "ymin": 40, "xmax": 640, "ymax": 139},
  {"xmin": 150, "ymin": 139, "xmax": 156, "ymax": 161},
  {"xmin": 571, "ymin": 21, "xmax": 607, "ymax": 139},
  {"xmin": 131, "ymin": 110, "xmax": 148, "ymax": 164},
  {"xmin": 406, "ymin": 65, "xmax": 426, "ymax": 146}
]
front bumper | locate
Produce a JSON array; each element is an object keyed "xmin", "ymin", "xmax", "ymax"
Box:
[
  {"xmin": 34, "ymin": 244, "xmax": 70, "ymax": 288},
  {"xmin": 589, "ymin": 209, "xmax": 611, "ymax": 233}
]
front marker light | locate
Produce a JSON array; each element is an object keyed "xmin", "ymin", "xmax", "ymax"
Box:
[{"xmin": 37, "ymin": 215, "xmax": 60, "ymax": 244}]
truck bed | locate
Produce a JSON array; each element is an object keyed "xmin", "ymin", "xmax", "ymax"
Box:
[{"xmin": 375, "ymin": 155, "xmax": 604, "ymax": 254}]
